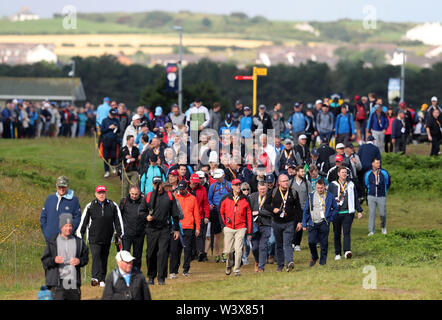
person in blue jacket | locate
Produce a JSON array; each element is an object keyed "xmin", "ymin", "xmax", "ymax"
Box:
[
  {"xmin": 140, "ymin": 153, "xmax": 166, "ymax": 195},
  {"xmin": 302, "ymin": 179, "xmax": 338, "ymax": 266},
  {"xmin": 367, "ymin": 105, "xmax": 389, "ymax": 150},
  {"xmin": 240, "ymin": 106, "xmax": 253, "ymax": 139},
  {"xmin": 101, "ymin": 109, "xmax": 120, "ymax": 178},
  {"xmin": 96, "ymin": 97, "xmax": 111, "ymax": 129},
  {"xmin": 364, "ymin": 158, "xmax": 390, "ymax": 236},
  {"xmin": 40, "ymin": 176, "xmax": 81, "ymax": 242},
  {"xmin": 335, "ymin": 105, "xmax": 356, "ymax": 145},
  {"xmin": 288, "ymin": 103, "xmax": 308, "ymax": 143}
]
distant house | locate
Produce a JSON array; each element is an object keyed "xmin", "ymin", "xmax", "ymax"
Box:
[
  {"xmin": 11, "ymin": 6, "xmax": 40, "ymax": 22},
  {"xmin": 0, "ymin": 43, "xmax": 57, "ymax": 65},
  {"xmin": 0, "ymin": 77, "xmax": 86, "ymax": 109}
]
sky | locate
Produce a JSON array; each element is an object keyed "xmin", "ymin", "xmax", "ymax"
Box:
[{"xmin": 0, "ymin": 0, "xmax": 440, "ymax": 23}]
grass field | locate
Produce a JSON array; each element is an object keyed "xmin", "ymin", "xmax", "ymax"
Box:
[{"xmin": 0, "ymin": 137, "xmax": 440, "ymax": 300}]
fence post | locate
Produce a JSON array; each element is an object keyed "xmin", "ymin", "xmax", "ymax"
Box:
[{"xmin": 14, "ymin": 228, "xmax": 17, "ymax": 288}]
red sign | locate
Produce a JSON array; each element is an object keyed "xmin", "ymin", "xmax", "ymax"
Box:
[{"xmin": 234, "ymin": 75, "xmax": 253, "ymax": 80}]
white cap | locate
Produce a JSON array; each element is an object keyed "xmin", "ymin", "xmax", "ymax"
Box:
[
  {"xmin": 336, "ymin": 143, "xmax": 345, "ymax": 149},
  {"xmin": 116, "ymin": 250, "xmax": 135, "ymax": 263},
  {"xmin": 208, "ymin": 151, "xmax": 218, "ymax": 163},
  {"xmin": 195, "ymin": 171, "xmax": 205, "ymax": 178},
  {"xmin": 315, "ymin": 99, "xmax": 323, "ymax": 105},
  {"xmin": 298, "ymin": 134, "xmax": 307, "ymax": 141},
  {"xmin": 212, "ymin": 168, "xmax": 225, "ymax": 179},
  {"xmin": 431, "ymin": 96, "xmax": 438, "ymax": 102},
  {"xmin": 12, "ymin": 99, "xmax": 18, "ymax": 104},
  {"xmin": 132, "ymin": 114, "xmax": 142, "ymax": 122}
]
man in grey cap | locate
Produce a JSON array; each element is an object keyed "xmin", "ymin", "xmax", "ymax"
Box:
[
  {"xmin": 41, "ymin": 176, "xmax": 81, "ymax": 242},
  {"xmin": 253, "ymin": 104, "xmax": 273, "ymax": 134},
  {"xmin": 41, "ymin": 213, "xmax": 89, "ymax": 300}
]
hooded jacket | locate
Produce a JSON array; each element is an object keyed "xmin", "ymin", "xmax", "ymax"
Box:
[
  {"xmin": 40, "ymin": 190, "xmax": 81, "ymax": 242},
  {"xmin": 219, "ymin": 193, "xmax": 252, "ymax": 234},
  {"xmin": 175, "ymin": 192, "xmax": 200, "ymax": 231}
]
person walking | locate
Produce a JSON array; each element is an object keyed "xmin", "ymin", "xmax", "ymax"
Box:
[
  {"xmin": 220, "ymin": 179, "xmax": 252, "ymax": 276},
  {"xmin": 426, "ymin": 108, "xmax": 442, "ymax": 156},
  {"xmin": 101, "ymin": 109, "xmax": 120, "ymax": 178},
  {"xmin": 328, "ymin": 167, "xmax": 363, "ymax": 260},
  {"xmin": 120, "ymin": 186, "xmax": 145, "ymax": 271},
  {"xmin": 302, "ymin": 179, "xmax": 338, "ymax": 266},
  {"xmin": 119, "ymin": 135, "xmax": 140, "ymax": 197},
  {"xmin": 391, "ymin": 110, "xmax": 409, "ymax": 154},
  {"xmin": 364, "ymin": 158, "xmax": 391, "ymax": 236},
  {"xmin": 367, "ymin": 105, "xmax": 388, "ymax": 151},
  {"xmin": 41, "ymin": 176, "xmax": 81, "ymax": 243},
  {"xmin": 102, "ymin": 250, "xmax": 151, "ymax": 300},
  {"xmin": 264, "ymin": 174, "xmax": 302, "ymax": 272},
  {"xmin": 41, "ymin": 213, "xmax": 89, "ymax": 300},
  {"xmin": 334, "ymin": 105, "xmax": 356, "ymax": 145},
  {"xmin": 139, "ymin": 177, "xmax": 180, "ymax": 285},
  {"xmin": 76, "ymin": 185, "xmax": 124, "ymax": 287}
]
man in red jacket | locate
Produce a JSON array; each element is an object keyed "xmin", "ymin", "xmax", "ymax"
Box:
[
  {"xmin": 190, "ymin": 173, "xmax": 210, "ymax": 262},
  {"xmin": 220, "ymin": 179, "xmax": 252, "ymax": 276}
]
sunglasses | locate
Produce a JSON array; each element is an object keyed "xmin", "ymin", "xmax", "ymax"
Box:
[{"xmin": 242, "ymin": 188, "xmax": 250, "ymax": 191}]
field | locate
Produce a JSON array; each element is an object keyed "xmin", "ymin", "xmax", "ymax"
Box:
[{"xmin": 0, "ymin": 137, "xmax": 441, "ymax": 300}]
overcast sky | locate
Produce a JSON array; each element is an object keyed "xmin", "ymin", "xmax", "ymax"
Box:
[{"xmin": 0, "ymin": 0, "xmax": 440, "ymax": 22}]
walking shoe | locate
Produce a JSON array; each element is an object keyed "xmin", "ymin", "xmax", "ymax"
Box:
[
  {"xmin": 294, "ymin": 245, "xmax": 301, "ymax": 252},
  {"xmin": 309, "ymin": 259, "xmax": 317, "ymax": 267},
  {"xmin": 316, "ymin": 243, "xmax": 321, "ymax": 248},
  {"xmin": 276, "ymin": 267, "xmax": 283, "ymax": 272},
  {"xmin": 291, "ymin": 244, "xmax": 295, "ymax": 250},
  {"xmin": 267, "ymin": 255, "xmax": 275, "ymax": 264},
  {"xmin": 222, "ymin": 253, "xmax": 228, "ymax": 263},
  {"xmin": 182, "ymin": 272, "xmax": 190, "ymax": 277},
  {"xmin": 234, "ymin": 271, "xmax": 241, "ymax": 277},
  {"xmin": 111, "ymin": 167, "xmax": 117, "ymax": 175},
  {"xmin": 368, "ymin": 232, "xmax": 374, "ymax": 236},
  {"xmin": 147, "ymin": 278, "xmax": 154, "ymax": 285},
  {"xmin": 344, "ymin": 251, "xmax": 352, "ymax": 259},
  {"xmin": 104, "ymin": 171, "xmax": 110, "ymax": 178},
  {"xmin": 169, "ymin": 273, "xmax": 177, "ymax": 279},
  {"xmin": 225, "ymin": 266, "xmax": 232, "ymax": 275},
  {"xmin": 254, "ymin": 262, "xmax": 259, "ymax": 272},
  {"xmin": 335, "ymin": 255, "xmax": 341, "ymax": 261},
  {"xmin": 158, "ymin": 279, "xmax": 166, "ymax": 285},
  {"xmin": 91, "ymin": 278, "xmax": 99, "ymax": 287},
  {"xmin": 257, "ymin": 268, "xmax": 264, "ymax": 273},
  {"xmin": 382, "ymin": 228, "xmax": 387, "ymax": 235},
  {"xmin": 99, "ymin": 281, "xmax": 105, "ymax": 287},
  {"xmin": 286, "ymin": 262, "xmax": 295, "ymax": 272},
  {"xmin": 242, "ymin": 257, "xmax": 249, "ymax": 265},
  {"xmin": 215, "ymin": 255, "xmax": 220, "ymax": 263},
  {"xmin": 203, "ymin": 253, "xmax": 208, "ymax": 262}
]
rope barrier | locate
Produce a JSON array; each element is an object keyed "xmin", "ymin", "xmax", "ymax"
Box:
[{"xmin": 0, "ymin": 229, "xmax": 16, "ymax": 245}]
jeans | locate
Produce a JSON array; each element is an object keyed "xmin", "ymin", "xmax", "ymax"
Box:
[
  {"xmin": 307, "ymin": 221, "xmax": 330, "ymax": 265},
  {"xmin": 267, "ymin": 227, "xmax": 275, "ymax": 257},
  {"xmin": 251, "ymin": 225, "xmax": 272, "ymax": 270},
  {"xmin": 272, "ymin": 221, "xmax": 295, "ymax": 268},
  {"xmin": 367, "ymin": 196, "xmax": 387, "ymax": 234},
  {"xmin": 333, "ymin": 213, "xmax": 354, "ymax": 255},
  {"xmin": 242, "ymin": 237, "xmax": 251, "ymax": 260},
  {"xmin": 102, "ymin": 137, "xmax": 117, "ymax": 172}
]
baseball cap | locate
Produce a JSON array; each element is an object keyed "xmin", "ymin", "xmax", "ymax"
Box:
[
  {"xmin": 104, "ymin": 97, "xmax": 110, "ymax": 102},
  {"xmin": 354, "ymin": 95, "xmax": 361, "ymax": 101},
  {"xmin": 335, "ymin": 154, "xmax": 344, "ymax": 162},
  {"xmin": 287, "ymin": 159, "xmax": 296, "ymax": 168},
  {"xmin": 345, "ymin": 142, "xmax": 354, "ymax": 149},
  {"xmin": 259, "ymin": 104, "xmax": 266, "ymax": 110},
  {"xmin": 148, "ymin": 153, "xmax": 158, "ymax": 163},
  {"xmin": 336, "ymin": 143, "xmax": 345, "ymax": 149},
  {"xmin": 109, "ymin": 109, "xmax": 117, "ymax": 115},
  {"xmin": 177, "ymin": 180, "xmax": 188, "ymax": 190},
  {"xmin": 153, "ymin": 176, "xmax": 163, "ymax": 184},
  {"xmin": 194, "ymin": 98, "xmax": 202, "ymax": 103},
  {"xmin": 155, "ymin": 106, "xmax": 163, "ymax": 116},
  {"xmin": 116, "ymin": 250, "xmax": 135, "ymax": 263},
  {"xmin": 244, "ymin": 106, "xmax": 251, "ymax": 111},
  {"xmin": 315, "ymin": 99, "xmax": 323, "ymax": 105},
  {"xmin": 95, "ymin": 185, "xmax": 107, "ymax": 193},
  {"xmin": 294, "ymin": 102, "xmax": 301, "ymax": 108},
  {"xmin": 231, "ymin": 178, "xmax": 242, "ymax": 185},
  {"xmin": 212, "ymin": 168, "xmax": 225, "ymax": 179},
  {"xmin": 190, "ymin": 173, "xmax": 200, "ymax": 183},
  {"xmin": 284, "ymin": 139, "xmax": 293, "ymax": 145},
  {"xmin": 195, "ymin": 171, "xmax": 205, "ymax": 179},
  {"xmin": 169, "ymin": 169, "xmax": 179, "ymax": 177},
  {"xmin": 235, "ymin": 100, "xmax": 242, "ymax": 105},
  {"xmin": 226, "ymin": 113, "xmax": 232, "ymax": 120},
  {"xmin": 132, "ymin": 114, "xmax": 142, "ymax": 121},
  {"xmin": 367, "ymin": 135, "xmax": 376, "ymax": 141},
  {"xmin": 431, "ymin": 96, "xmax": 438, "ymax": 102},
  {"xmin": 311, "ymin": 148, "xmax": 319, "ymax": 157},
  {"xmin": 265, "ymin": 174, "xmax": 275, "ymax": 183},
  {"xmin": 399, "ymin": 101, "xmax": 407, "ymax": 108},
  {"xmin": 298, "ymin": 134, "xmax": 307, "ymax": 141},
  {"xmin": 56, "ymin": 176, "xmax": 69, "ymax": 187}
]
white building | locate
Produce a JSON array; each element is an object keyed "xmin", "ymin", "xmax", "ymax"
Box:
[{"xmin": 11, "ymin": 7, "xmax": 40, "ymax": 22}]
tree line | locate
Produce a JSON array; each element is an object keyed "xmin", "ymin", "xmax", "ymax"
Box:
[{"xmin": 0, "ymin": 56, "xmax": 440, "ymax": 114}]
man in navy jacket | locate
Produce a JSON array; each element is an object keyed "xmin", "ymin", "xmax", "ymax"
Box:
[
  {"xmin": 40, "ymin": 176, "xmax": 81, "ymax": 242},
  {"xmin": 101, "ymin": 109, "xmax": 120, "ymax": 178},
  {"xmin": 391, "ymin": 110, "xmax": 408, "ymax": 154},
  {"xmin": 302, "ymin": 179, "xmax": 338, "ymax": 266}
]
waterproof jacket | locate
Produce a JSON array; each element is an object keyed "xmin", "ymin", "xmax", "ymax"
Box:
[
  {"xmin": 249, "ymin": 191, "xmax": 273, "ymax": 227},
  {"xmin": 40, "ymin": 190, "xmax": 81, "ymax": 242},
  {"xmin": 190, "ymin": 184, "xmax": 210, "ymax": 220},
  {"xmin": 175, "ymin": 192, "xmax": 200, "ymax": 231},
  {"xmin": 119, "ymin": 195, "xmax": 145, "ymax": 238},
  {"xmin": 219, "ymin": 193, "xmax": 252, "ymax": 234},
  {"xmin": 139, "ymin": 190, "xmax": 180, "ymax": 231},
  {"xmin": 102, "ymin": 267, "xmax": 151, "ymax": 300},
  {"xmin": 364, "ymin": 169, "xmax": 391, "ymax": 198},
  {"xmin": 302, "ymin": 191, "xmax": 338, "ymax": 227},
  {"xmin": 41, "ymin": 234, "xmax": 89, "ymax": 288}
]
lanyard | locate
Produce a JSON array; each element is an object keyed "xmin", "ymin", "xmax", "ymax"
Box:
[
  {"xmin": 317, "ymin": 192, "xmax": 326, "ymax": 212},
  {"xmin": 258, "ymin": 195, "xmax": 266, "ymax": 210},
  {"xmin": 436, "ymin": 119, "xmax": 441, "ymax": 128},
  {"xmin": 279, "ymin": 188, "xmax": 289, "ymax": 210},
  {"xmin": 233, "ymin": 195, "xmax": 240, "ymax": 206},
  {"xmin": 284, "ymin": 149, "xmax": 291, "ymax": 159},
  {"xmin": 338, "ymin": 180, "xmax": 347, "ymax": 201},
  {"xmin": 228, "ymin": 168, "xmax": 236, "ymax": 179},
  {"xmin": 372, "ymin": 169, "xmax": 380, "ymax": 185}
]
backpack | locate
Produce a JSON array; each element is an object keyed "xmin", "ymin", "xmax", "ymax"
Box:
[{"xmin": 356, "ymin": 104, "xmax": 366, "ymax": 121}]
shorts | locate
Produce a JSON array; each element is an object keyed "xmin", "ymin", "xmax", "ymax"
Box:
[
  {"xmin": 210, "ymin": 208, "xmax": 223, "ymax": 235},
  {"xmin": 355, "ymin": 120, "xmax": 365, "ymax": 131}
]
